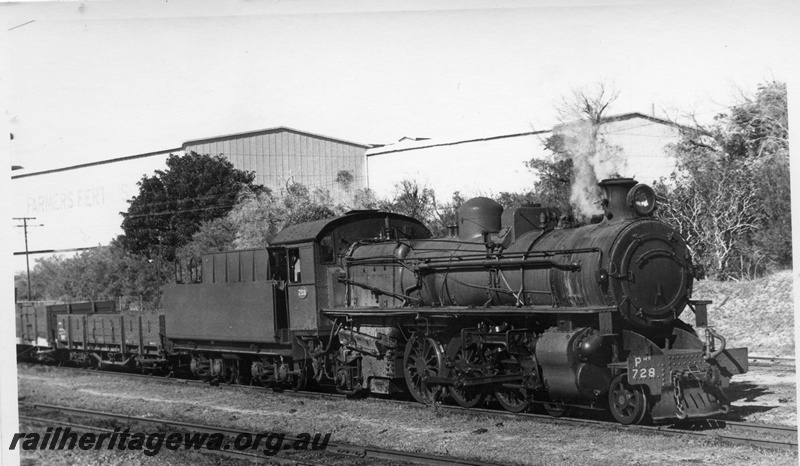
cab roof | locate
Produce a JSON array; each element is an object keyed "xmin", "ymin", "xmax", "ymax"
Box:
[{"xmin": 270, "ymin": 211, "xmax": 431, "ymax": 245}]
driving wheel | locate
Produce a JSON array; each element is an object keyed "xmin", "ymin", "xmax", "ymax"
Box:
[
  {"xmin": 446, "ymin": 336, "xmax": 486, "ymax": 408},
  {"xmin": 403, "ymin": 335, "xmax": 445, "ymax": 404}
]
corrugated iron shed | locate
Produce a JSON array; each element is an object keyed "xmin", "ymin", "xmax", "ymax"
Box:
[{"xmin": 183, "ymin": 127, "xmax": 369, "ymax": 203}]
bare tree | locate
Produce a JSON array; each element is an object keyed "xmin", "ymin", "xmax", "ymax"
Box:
[
  {"xmin": 655, "ymin": 81, "xmax": 789, "ymax": 279},
  {"xmin": 655, "ymin": 157, "xmax": 761, "ymax": 279},
  {"xmin": 539, "ymin": 82, "xmax": 623, "ymax": 220},
  {"xmin": 556, "ymin": 82, "xmax": 621, "ymax": 125}
]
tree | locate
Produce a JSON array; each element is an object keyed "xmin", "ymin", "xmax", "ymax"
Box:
[
  {"xmin": 221, "ymin": 181, "xmax": 339, "ymax": 250},
  {"xmin": 348, "ymin": 188, "xmax": 380, "ymax": 211},
  {"xmin": 728, "ymin": 81, "xmax": 790, "ymax": 270},
  {"xmin": 279, "ymin": 181, "xmax": 339, "ymax": 230},
  {"xmin": 655, "ymin": 153, "xmax": 761, "ymax": 279},
  {"xmin": 494, "ymin": 191, "xmax": 538, "ymax": 209},
  {"xmin": 118, "ymin": 152, "xmax": 265, "ymax": 261},
  {"xmin": 430, "ymin": 191, "xmax": 466, "ymax": 236},
  {"xmin": 655, "ymin": 81, "xmax": 789, "ymax": 279},
  {"xmin": 524, "ymin": 155, "xmax": 575, "ymax": 217},
  {"xmin": 379, "ymin": 180, "xmax": 437, "ymax": 222},
  {"xmin": 175, "ymin": 217, "xmax": 238, "ymax": 261},
  {"xmin": 534, "ymin": 82, "xmax": 623, "ymax": 221},
  {"xmin": 335, "ymin": 170, "xmax": 355, "ymax": 191},
  {"xmin": 15, "ymin": 241, "xmax": 169, "ymax": 308},
  {"xmin": 225, "ymin": 188, "xmax": 283, "ymax": 249},
  {"xmin": 375, "ymin": 180, "xmax": 467, "ymax": 236}
]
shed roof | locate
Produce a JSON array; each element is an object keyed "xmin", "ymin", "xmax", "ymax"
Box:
[
  {"xmin": 366, "ymin": 130, "xmax": 550, "ymax": 156},
  {"xmin": 552, "ymin": 112, "xmax": 691, "ymax": 132},
  {"xmin": 366, "ymin": 112, "xmax": 693, "ymax": 158},
  {"xmin": 182, "ymin": 126, "xmax": 371, "ymax": 150}
]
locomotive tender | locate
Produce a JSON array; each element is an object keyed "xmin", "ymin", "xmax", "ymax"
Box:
[{"xmin": 16, "ymin": 178, "xmax": 748, "ymax": 425}]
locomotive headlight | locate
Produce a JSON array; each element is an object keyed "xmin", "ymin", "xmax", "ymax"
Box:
[{"xmin": 627, "ymin": 184, "xmax": 657, "ymax": 216}]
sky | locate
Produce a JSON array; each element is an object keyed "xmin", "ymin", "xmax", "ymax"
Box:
[{"xmin": 3, "ymin": 0, "xmax": 798, "ymax": 172}]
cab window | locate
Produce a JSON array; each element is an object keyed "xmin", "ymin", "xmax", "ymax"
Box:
[{"xmin": 288, "ymin": 249, "xmax": 301, "ymax": 283}]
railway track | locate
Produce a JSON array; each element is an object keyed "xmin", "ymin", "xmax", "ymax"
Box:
[
  {"xmin": 18, "ymin": 402, "xmax": 501, "ymax": 466},
  {"xmin": 747, "ymin": 355, "xmax": 796, "ymax": 368},
  {"xmin": 20, "ymin": 364, "xmax": 798, "ymax": 453}
]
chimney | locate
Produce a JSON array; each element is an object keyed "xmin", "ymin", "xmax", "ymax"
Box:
[
  {"xmin": 598, "ymin": 178, "xmax": 657, "ymax": 223},
  {"xmin": 598, "ymin": 178, "xmax": 638, "ymax": 222}
]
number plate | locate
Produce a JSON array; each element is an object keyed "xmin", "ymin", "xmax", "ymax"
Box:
[{"xmin": 626, "ymin": 355, "xmax": 665, "ymax": 391}]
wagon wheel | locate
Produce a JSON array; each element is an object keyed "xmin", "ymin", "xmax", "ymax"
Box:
[
  {"xmin": 608, "ymin": 373, "xmax": 648, "ymax": 425},
  {"xmin": 403, "ymin": 335, "xmax": 445, "ymax": 404},
  {"xmin": 494, "ymin": 386, "xmax": 530, "ymax": 413},
  {"xmin": 446, "ymin": 337, "xmax": 486, "ymax": 408}
]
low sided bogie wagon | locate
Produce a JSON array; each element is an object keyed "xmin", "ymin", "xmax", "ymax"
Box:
[{"xmin": 15, "ymin": 300, "xmax": 166, "ymax": 371}]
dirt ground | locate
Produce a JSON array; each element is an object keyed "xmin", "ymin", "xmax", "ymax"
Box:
[
  {"xmin": 15, "ymin": 364, "xmax": 797, "ymax": 466},
  {"xmin": 723, "ymin": 363, "xmax": 796, "ymax": 426}
]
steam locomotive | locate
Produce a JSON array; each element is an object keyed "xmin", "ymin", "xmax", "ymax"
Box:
[{"xmin": 16, "ymin": 178, "xmax": 748, "ymax": 425}]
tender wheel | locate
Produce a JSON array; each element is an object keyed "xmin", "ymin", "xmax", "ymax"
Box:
[
  {"xmin": 494, "ymin": 386, "xmax": 530, "ymax": 413},
  {"xmin": 292, "ymin": 363, "xmax": 309, "ymax": 392},
  {"xmin": 227, "ymin": 364, "xmax": 242, "ymax": 385},
  {"xmin": 403, "ymin": 335, "xmax": 445, "ymax": 404},
  {"xmin": 446, "ymin": 337, "xmax": 486, "ymax": 408},
  {"xmin": 608, "ymin": 373, "xmax": 648, "ymax": 425}
]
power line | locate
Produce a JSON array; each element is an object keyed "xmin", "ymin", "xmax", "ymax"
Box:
[
  {"xmin": 12, "ymin": 247, "xmax": 98, "ymax": 256},
  {"xmin": 13, "ymin": 217, "xmax": 44, "ymax": 300},
  {"xmin": 8, "ymin": 20, "xmax": 35, "ymax": 31}
]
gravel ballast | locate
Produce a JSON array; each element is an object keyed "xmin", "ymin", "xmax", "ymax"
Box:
[{"xmin": 16, "ymin": 364, "xmax": 797, "ymax": 466}]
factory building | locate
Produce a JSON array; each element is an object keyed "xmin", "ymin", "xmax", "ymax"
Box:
[
  {"xmin": 182, "ymin": 127, "xmax": 370, "ymax": 204},
  {"xmin": 366, "ymin": 113, "xmax": 683, "ymax": 200},
  {"xmin": 11, "ymin": 127, "xmax": 370, "ymax": 271}
]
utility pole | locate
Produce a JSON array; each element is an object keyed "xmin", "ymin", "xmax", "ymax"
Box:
[{"xmin": 13, "ymin": 217, "xmax": 43, "ymax": 300}]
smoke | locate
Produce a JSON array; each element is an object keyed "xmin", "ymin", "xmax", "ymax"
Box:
[{"xmin": 556, "ymin": 121, "xmax": 624, "ymax": 220}]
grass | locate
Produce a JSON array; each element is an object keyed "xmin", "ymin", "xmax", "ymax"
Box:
[{"xmin": 688, "ymin": 270, "xmax": 795, "ymax": 356}]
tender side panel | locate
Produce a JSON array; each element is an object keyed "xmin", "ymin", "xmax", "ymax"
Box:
[{"xmin": 164, "ymin": 282, "xmax": 276, "ymax": 343}]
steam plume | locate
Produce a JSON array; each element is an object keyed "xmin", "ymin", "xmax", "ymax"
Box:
[{"xmin": 558, "ymin": 121, "xmax": 623, "ymax": 220}]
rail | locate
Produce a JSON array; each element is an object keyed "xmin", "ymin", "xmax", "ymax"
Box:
[
  {"xmin": 19, "ymin": 402, "xmax": 502, "ymax": 466},
  {"xmin": 19, "ymin": 365, "xmax": 798, "ymax": 453}
]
